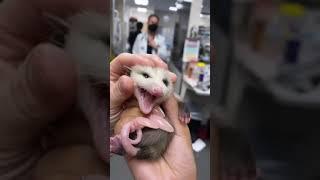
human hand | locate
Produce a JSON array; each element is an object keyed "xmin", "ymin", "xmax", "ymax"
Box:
[
  {"xmin": 148, "ymin": 37, "xmax": 159, "ymax": 50},
  {"xmin": 0, "ymin": 0, "xmax": 107, "ymax": 179},
  {"xmin": 125, "ymin": 96, "xmax": 197, "ymax": 180},
  {"xmin": 110, "ymin": 53, "xmax": 176, "ymax": 126}
]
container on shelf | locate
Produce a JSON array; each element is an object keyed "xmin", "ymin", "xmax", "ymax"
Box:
[{"xmin": 279, "ymin": 3, "xmax": 305, "ymax": 64}]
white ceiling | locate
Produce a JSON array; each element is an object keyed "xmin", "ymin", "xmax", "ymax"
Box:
[{"xmin": 126, "ymin": 0, "xmax": 210, "ymax": 14}]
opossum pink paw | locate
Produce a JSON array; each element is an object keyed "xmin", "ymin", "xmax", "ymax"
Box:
[
  {"xmin": 179, "ymin": 112, "xmax": 191, "ymax": 124},
  {"xmin": 110, "ymin": 136, "xmax": 124, "ymax": 155},
  {"xmin": 178, "ymin": 103, "xmax": 191, "ymax": 124},
  {"xmin": 148, "ymin": 114, "xmax": 174, "ymax": 132},
  {"xmin": 120, "ymin": 117, "xmax": 150, "ymax": 157},
  {"xmin": 119, "ymin": 116, "xmax": 174, "ymax": 157}
]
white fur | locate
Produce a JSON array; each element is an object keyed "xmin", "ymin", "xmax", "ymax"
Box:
[{"xmin": 130, "ymin": 65, "xmax": 173, "ymax": 103}]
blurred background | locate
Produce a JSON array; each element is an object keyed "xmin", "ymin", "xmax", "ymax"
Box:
[
  {"xmin": 110, "ymin": 0, "xmax": 211, "ymax": 179},
  {"xmin": 212, "ymin": 0, "xmax": 320, "ymax": 179}
]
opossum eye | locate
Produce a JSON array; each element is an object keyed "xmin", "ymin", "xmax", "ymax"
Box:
[
  {"xmin": 163, "ymin": 79, "xmax": 168, "ymax": 86},
  {"xmin": 142, "ymin": 72, "xmax": 150, "ymax": 78}
]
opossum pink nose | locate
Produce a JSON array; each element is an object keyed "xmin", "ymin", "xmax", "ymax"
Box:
[{"xmin": 151, "ymin": 87, "xmax": 163, "ymax": 97}]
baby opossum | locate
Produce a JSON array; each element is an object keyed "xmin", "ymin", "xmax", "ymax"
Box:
[
  {"xmin": 110, "ymin": 65, "xmax": 189, "ymax": 160},
  {"xmin": 43, "ymin": 12, "xmax": 109, "ymax": 162}
]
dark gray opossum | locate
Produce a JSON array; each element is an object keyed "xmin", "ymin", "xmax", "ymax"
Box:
[{"xmin": 111, "ymin": 105, "xmax": 174, "ymax": 160}]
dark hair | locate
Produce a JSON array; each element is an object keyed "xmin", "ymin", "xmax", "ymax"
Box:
[
  {"xmin": 136, "ymin": 22, "xmax": 143, "ymax": 30},
  {"xmin": 129, "ymin": 17, "xmax": 137, "ymax": 22},
  {"xmin": 148, "ymin": 14, "xmax": 160, "ymax": 22}
]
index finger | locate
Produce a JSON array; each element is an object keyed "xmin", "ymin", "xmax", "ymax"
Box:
[
  {"xmin": 110, "ymin": 53, "xmax": 177, "ymax": 83},
  {"xmin": 162, "ymin": 95, "xmax": 191, "ymax": 138},
  {"xmin": 138, "ymin": 54, "xmax": 168, "ymax": 69},
  {"xmin": 110, "ymin": 53, "xmax": 157, "ymax": 81}
]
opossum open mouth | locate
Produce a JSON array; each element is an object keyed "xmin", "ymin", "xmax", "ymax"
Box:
[{"xmin": 135, "ymin": 87, "xmax": 158, "ymax": 114}]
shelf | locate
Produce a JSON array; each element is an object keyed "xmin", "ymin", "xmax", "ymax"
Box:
[
  {"xmin": 183, "ymin": 75, "xmax": 210, "ymax": 96},
  {"xmin": 234, "ymin": 40, "xmax": 320, "ymax": 107}
]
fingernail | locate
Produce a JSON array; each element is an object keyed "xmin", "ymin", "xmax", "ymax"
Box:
[{"xmin": 169, "ymin": 72, "xmax": 177, "ymax": 79}]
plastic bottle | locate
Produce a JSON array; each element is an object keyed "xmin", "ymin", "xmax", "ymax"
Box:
[
  {"xmin": 196, "ymin": 62, "xmax": 206, "ymax": 87},
  {"xmin": 280, "ymin": 3, "xmax": 305, "ymax": 64}
]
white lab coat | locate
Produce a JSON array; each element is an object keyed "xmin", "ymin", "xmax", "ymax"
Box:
[{"xmin": 132, "ymin": 32, "xmax": 168, "ymax": 61}]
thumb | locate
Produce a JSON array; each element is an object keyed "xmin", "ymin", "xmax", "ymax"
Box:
[
  {"xmin": 162, "ymin": 96, "xmax": 191, "ymax": 139},
  {"xmin": 0, "ymin": 44, "xmax": 77, "ymax": 147},
  {"xmin": 110, "ymin": 75, "xmax": 134, "ymax": 108}
]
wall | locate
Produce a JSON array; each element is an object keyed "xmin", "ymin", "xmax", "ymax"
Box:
[
  {"xmin": 186, "ymin": 0, "xmax": 210, "ymax": 38},
  {"xmin": 187, "ymin": 0, "xmax": 203, "ymax": 37},
  {"xmin": 122, "ymin": 5, "xmax": 155, "ymax": 51},
  {"xmin": 199, "ymin": 14, "xmax": 210, "ymax": 27},
  {"xmin": 154, "ymin": 9, "xmax": 178, "ymax": 50}
]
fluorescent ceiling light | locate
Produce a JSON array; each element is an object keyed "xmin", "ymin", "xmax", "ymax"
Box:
[
  {"xmin": 175, "ymin": 2, "xmax": 183, "ymax": 9},
  {"xmin": 137, "ymin": 7, "xmax": 147, "ymax": 13},
  {"xmin": 163, "ymin": 15, "xmax": 170, "ymax": 22},
  {"xmin": 169, "ymin": 6, "xmax": 177, "ymax": 11},
  {"xmin": 183, "ymin": 0, "xmax": 192, "ymax": 3},
  {"xmin": 200, "ymin": 13, "xmax": 210, "ymax": 18},
  {"xmin": 134, "ymin": 0, "xmax": 149, "ymax": 6}
]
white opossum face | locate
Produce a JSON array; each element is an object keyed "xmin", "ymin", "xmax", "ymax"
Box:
[{"xmin": 130, "ymin": 65, "xmax": 173, "ymax": 114}]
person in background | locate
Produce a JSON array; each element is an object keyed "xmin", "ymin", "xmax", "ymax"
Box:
[
  {"xmin": 128, "ymin": 21, "xmax": 143, "ymax": 53},
  {"xmin": 132, "ymin": 14, "xmax": 168, "ymax": 62}
]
